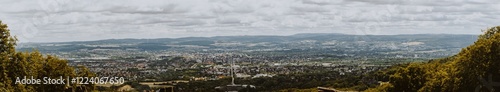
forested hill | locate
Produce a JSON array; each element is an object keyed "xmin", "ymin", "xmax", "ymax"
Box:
[
  {"xmin": 17, "ymin": 33, "xmax": 477, "ymax": 52},
  {"xmin": 365, "ymin": 26, "xmax": 500, "ymax": 92},
  {"xmin": 24, "ymin": 33, "xmax": 477, "ymax": 45}
]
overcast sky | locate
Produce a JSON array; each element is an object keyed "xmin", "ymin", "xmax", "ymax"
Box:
[{"xmin": 0, "ymin": 0, "xmax": 499, "ymax": 42}]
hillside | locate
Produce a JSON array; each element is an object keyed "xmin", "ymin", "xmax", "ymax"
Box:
[{"xmin": 366, "ymin": 26, "xmax": 500, "ymax": 92}]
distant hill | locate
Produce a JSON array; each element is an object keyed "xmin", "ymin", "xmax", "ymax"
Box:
[{"xmin": 17, "ymin": 33, "xmax": 477, "ymax": 52}]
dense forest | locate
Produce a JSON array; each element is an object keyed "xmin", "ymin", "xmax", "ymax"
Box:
[{"xmin": 0, "ymin": 21, "xmax": 95, "ymax": 91}]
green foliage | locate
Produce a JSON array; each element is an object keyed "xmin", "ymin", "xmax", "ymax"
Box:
[
  {"xmin": 279, "ymin": 88, "xmax": 317, "ymax": 92},
  {"xmin": 452, "ymin": 26, "xmax": 500, "ymax": 91},
  {"xmin": 365, "ymin": 83, "xmax": 394, "ymax": 92},
  {"xmin": 0, "ymin": 20, "xmax": 17, "ymax": 90},
  {"xmin": 368, "ymin": 26, "xmax": 500, "ymax": 92},
  {"xmin": 174, "ymin": 70, "xmax": 380, "ymax": 92},
  {"xmin": 0, "ymin": 20, "xmax": 96, "ymax": 91}
]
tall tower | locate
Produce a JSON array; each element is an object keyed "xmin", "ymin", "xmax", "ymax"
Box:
[
  {"xmin": 230, "ymin": 58, "xmax": 235, "ymax": 85},
  {"xmin": 215, "ymin": 55, "xmax": 255, "ymax": 92}
]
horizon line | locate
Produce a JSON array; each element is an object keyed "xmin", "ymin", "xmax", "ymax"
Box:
[{"xmin": 17, "ymin": 32, "xmax": 480, "ymax": 44}]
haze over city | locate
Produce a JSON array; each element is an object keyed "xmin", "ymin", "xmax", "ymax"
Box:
[{"xmin": 0, "ymin": 0, "xmax": 498, "ymax": 42}]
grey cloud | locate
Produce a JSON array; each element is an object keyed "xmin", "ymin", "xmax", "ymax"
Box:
[
  {"xmin": 216, "ymin": 17, "xmax": 241, "ymax": 24},
  {"xmin": 186, "ymin": 13, "xmax": 217, "ymax": 19},
  {"xmin": 99, "ymin": 4, "xmax": 188, "ymax": 14},
  {"xmin": 210, "ymin": 6, "xmax": 253, "ymax": 15},
  {"xmin": 232, "ymin": 5, "xmax": 255, "ymax": 14},
  {"xmin": 301, "ymin": 0, "xmax": 343, "ymax": 5},
  {"xmin": 1, "ymin": 0, "xmax": 498, "ymax": 42},
  {"xmin": 168, "ymin": 20, "xmax": 206, "ymax": 26},
  {"xmin": 350, "ymin": 0, "xmax": 497, "ymax": 6},
  {"xmin": 430, "ymin": 5, "xmax": 499, "ymax": 13},
  {"xmin": 302, "ymin": 0, "xmax": 331, "ymax": 5},
  {"xmin": 290, "ymin": 6, "xmax": 329, "ymax": 13},
  {"xmin": 344, "ymin": 13, "xmax": 459, "ymax": 23},
  {"xmin": 135, "ymin": 19, "xmax": 179, "ymax": 25}
]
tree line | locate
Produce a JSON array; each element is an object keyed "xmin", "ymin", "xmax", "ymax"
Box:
[{"xmin": 0, "ymin": 21, "xmax": 95, "ymax": 92}]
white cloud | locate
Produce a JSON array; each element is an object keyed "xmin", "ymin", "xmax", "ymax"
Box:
[{"xmin": 0, "ymin": 0, "xmax": 498, "ymax": 42}]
